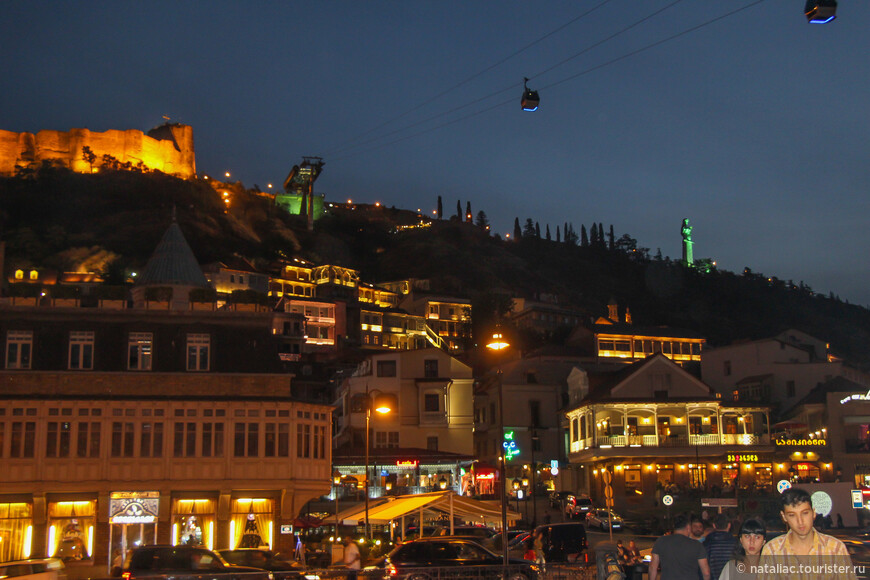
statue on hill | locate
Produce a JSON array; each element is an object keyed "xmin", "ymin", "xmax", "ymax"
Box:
[{"xmin": 681, "ymin": 218, "xmax": 694, "ymax": 267}]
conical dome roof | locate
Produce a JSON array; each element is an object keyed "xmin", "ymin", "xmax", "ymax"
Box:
[{"xmin": 137, "ymin": 222, "xmax": 209, "ymax": 287}]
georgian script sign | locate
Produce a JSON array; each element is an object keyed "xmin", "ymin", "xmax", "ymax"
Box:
[
  {"xmin": 110, "ymin": 491, "xmax": 159, "ymax": 524},
  {"xmin": 774, "ymin": 437, "xmax": 826, "ymax": 446}
]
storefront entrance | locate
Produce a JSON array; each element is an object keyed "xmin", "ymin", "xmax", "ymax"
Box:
[{"xmin": 108, "ymin": 491, "xmax": 159, "ymax": 569}]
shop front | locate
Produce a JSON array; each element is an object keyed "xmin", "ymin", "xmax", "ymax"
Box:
[
  {"xmin": 109, "ymin": 491, "xmax": 159, "ymax": 562},
  {"xmin": 230, "ymin": 497, "xmax": 274, "ymax": 550},
  {"xmin": 0, "ymin": 500, "xmax": 32, "ymax": 562},
  {"xmin": 171, "ymin": 498, "xmax": 216, "ymax": 550},
  {"xmin": 47, "ymin": 500, "xmax": 95, "ymax": 561}
]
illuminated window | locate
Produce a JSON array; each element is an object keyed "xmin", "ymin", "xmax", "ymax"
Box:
[
  {"xmin": 68, "ymin": 331, "xmax": 94, "ymax": 370},
  {"xmin": 29, "ymin": 270, "xmax": 38, "ymax": 281},
  {"xmin": 14, "ymin": 270, "xmax": 23, "ymax": 280},
  {"xmin": 186, "ymin": 334, "xmax": 210, "ymax": 371},
  {"xmin": 6, "ymin": 331, "xmax": 32, "ymax": 370},
  {"xmin": 128, "ymin": 332, "xmax": 153, "ymax": 371}
]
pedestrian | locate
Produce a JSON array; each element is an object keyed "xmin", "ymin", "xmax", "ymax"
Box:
[
  {"xmin": 760, "ymin": 487, "xmax": 856, "ymax": 579},
  {"xmin": 704, "ymin": 513, "xmax": 737, "ymax": 580},
  {"xmin": 533, "ymin": 528, "xmax": 546, "ymax": 566},
  {"xmin": 342, "ymin": 536, "xmax": 361, "ymax": 580},
  {"xmin": 691, "ymin": 514, "xmax": 706, "ymax": 541},
  {"xmin": 718, "ymin": 516, "xmax": 766, "ymax": 580},
  {"xmin": 649, "ymin": 513, "xmax": 711, "ymax": 580}
]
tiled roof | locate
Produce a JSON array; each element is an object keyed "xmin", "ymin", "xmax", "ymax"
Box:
[{"xmin": 137, "ymin": 222, "xmax": 209, "ymax": 287}]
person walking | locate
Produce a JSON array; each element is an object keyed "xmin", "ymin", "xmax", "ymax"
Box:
[
  {"xmin": 342, "ymin": 536, "xmax": 361, "ymax": 580},
  {"xmin": 718, "ymin": 517, "xmax": 766, "ymax": 580},
  {"xmin": 760, "ymin": 487, "xmax": 856, "ymax": 580},
  {"xmin": 649, "ymin": 513, "xmax": 711, "ymax": 580},
  {"xmin": 704, "ymin": 513, "xmax": 738, "ymax": 580},
  {"xmin": 533, "ymin": 528, "xmax": 546, "ymax": 567}
]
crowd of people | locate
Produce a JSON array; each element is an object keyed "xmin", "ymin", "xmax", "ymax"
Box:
[{"xmin": 647, "ymin": 486, "xmax": 857, "ymax": 580}]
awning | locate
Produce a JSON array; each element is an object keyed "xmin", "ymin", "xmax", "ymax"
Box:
[
  {"xmin": 773, "ymin": 421, "xmax": 807, "ymax": 430},
  {"xmin": 334, "ymin": 491, "xmax": 520, "ymax": 528}
]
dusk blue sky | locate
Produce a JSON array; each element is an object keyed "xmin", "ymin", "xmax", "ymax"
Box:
[{"xmin": 3, "ymin": 2, "xmax": 868, "ymax": 305}]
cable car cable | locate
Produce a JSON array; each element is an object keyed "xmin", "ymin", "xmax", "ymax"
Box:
[
  {"xmin": 328, "ymin": 0, "xmax": 688, "ymax": 158},
  {"xmin": 319, "ymin": 0, "xmax": 615, "ymax": 157},
  {"xmin": 332, "ymin": 0, "xmax": 767, "ymax": 163}
]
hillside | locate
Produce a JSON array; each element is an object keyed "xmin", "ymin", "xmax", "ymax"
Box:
[{"xmin": 2, "ymin": 166, "xmax": 870, "ymax": 368}]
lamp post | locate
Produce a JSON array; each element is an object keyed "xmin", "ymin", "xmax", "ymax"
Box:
[
  {"xmin": 333, "ymin": 471, "xmax": 342, "ymax": 540},
  {"xmin": 530, "ymin": 427, "xmax": 538, "ymax": 527},
  {"xmin": 364, "ymin": 384, "xmax": 393, "ymax": 542},
  {"xmin": 487, "ymin": 330, "xmax": 510, "ymax": 567}
]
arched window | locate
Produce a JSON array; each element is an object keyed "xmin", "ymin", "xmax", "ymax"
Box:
[
  {"xmin": 14, "ymin": 270, "xmax": 24, "ymax": 280},
  {"xmin": 29, "ymin": 270, "xmax": 38, "ymax": 280}
]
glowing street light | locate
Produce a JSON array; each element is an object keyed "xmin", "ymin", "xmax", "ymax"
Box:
[
  {"xmin": 487, "ymin": 329, "xmax": 511, "ymax": 566},
  {"xmin": 363, "ymin": 386, "xmax": 394, "ymax": 541}
]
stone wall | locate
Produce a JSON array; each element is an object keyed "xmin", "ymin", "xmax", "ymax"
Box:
[{"xmin": 0, "ymin": 124, "xmax": 196, "ymax": 177}]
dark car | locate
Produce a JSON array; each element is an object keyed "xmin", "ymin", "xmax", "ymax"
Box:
[
  {"xmin": 384, "ymin": 538, "xmax": 539, "ymax": 580},
  {"xmin": 532, "ymin": 523, "xmax": 588, "ymax": 563},
  {"xmin": 217, "ymin": 549, "xmax": 303, "ymax": 579},
  {"xmin": 436, "ymin": 526, "xmax": 499, "ymax": 549},
  {"xmin": 119, "ymin": 545, "xmax": 273, "ymax": 580}
]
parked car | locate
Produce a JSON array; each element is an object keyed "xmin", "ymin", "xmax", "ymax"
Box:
[
  {"xmin": 532, "ymin": 523, "xmax": 588, "ymax": 563},
  {"xmin": 436, "ymin": 526, "xmax": 499, "ymax": 548},
  {"xmin": 585, "ymin": 509, "xmax": 624, "ymax": 531},
  {"xmin": 218, "ymin": 549, "xmax": 304, "ymax": 579},
  {"xmin": 383, "ymin": 538, "xmax": 539, "ymax": 580},
  {"xmin": 0, "ymin": 559, "xmax": 66, "ymax": 580},
  {"xmin": 118, "ymin": 545, "xmax": 273, "ymax": 580},
  {"xmin": 548, "ymin": 491, "xmax": 572, "ymax": 509},
  {"xmin": 564, "ymin": 495, "xmax": 594, "ymax": 519}
]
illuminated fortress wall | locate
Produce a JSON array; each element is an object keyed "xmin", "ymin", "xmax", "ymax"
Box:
[{"xmin": 0, "ymin": 124, "xmax": 196, "ymax": 177}]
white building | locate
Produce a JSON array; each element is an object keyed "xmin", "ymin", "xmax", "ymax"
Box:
[{"xmin": 701, "ymin": 329, "xmax": 870, "ymax": 410}]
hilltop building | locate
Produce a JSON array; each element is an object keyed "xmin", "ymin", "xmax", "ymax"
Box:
[{"xmin": 0, "ymin": 124, "xmax": 196, "ymax": 177}]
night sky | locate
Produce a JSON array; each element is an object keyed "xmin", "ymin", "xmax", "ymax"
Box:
[{"xmin": 3, "ymin": 2, "xmax": 868, "ymax": 304}]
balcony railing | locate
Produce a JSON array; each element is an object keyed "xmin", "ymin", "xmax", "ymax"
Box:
[{"xmin": 583, "ymin": 433, "xmax": 769, "ymax": 450}]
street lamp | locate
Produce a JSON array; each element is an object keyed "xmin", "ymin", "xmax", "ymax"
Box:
[
  {"xmin": 439, "ymin": 477, "xmax": 448, "ymax": 491},
  {"xmin": 487, "ymin": 329, "xmax": 510, "ymax": 567},
  {"xmin": 364, "ymin": 385, "xmax": 394, "ymax": 542},
  {"xmin": 333, "ymin": 471, "xmax": 342, "ymax": 540}
]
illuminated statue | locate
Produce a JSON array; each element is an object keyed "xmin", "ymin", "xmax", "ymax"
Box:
[{"xmin": 681, "ymin": 218, "xmax": 694, "ymax": 267}]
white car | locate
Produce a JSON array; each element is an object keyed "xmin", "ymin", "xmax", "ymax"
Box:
[
  {"xmin": 0, "ymin": 559, "xmax": 67, "ymax": 580},
  {"xmin": 585, "ymin": 509, "xmax": 624, "ymax": 531}
]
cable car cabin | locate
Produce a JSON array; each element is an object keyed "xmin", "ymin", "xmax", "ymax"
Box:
[
  {"xmin": 521, "ymin": 89, "xmax": 539, "ymax": 111},
  {"xmin": 521, "ymin": 83, "xmax": 540, "ymax": 112},
  {"xmin": 805, "ymin": 0, "xmax": 836, "ymax": 23}
]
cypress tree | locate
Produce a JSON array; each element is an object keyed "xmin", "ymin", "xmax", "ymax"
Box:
[
  {"xmin": 466, "ymin": 201, "xmax": 472, "ymax": 223},
  {"xmin": 513, "ymin": 218, "xmax": 522, "ymax": 240},
  {"xmin": 608, "ymin": 224, "xmax": 615, "ymax": 250},
  {"xmin": 535, "ymin": 222, "xmax": 541, "ymax": 238},
  {"xmin": 580, "ymin": 224, "xmax": 588, "ymax": 247},
  {"xmin": 545, "ymin": 224, "xmax": 551, "ymax": 241},
  {"xmin": 437, "ymin": 196, "xmax": 443, "ymax": 219},
  {"xmin": 556, "ymin": 225, "xmax": 561, "ymax": 243}
]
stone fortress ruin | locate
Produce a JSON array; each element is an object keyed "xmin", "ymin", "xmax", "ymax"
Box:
[{"xmin": 0, "ymin": 123, "xmax": 196, "ymax": 178}]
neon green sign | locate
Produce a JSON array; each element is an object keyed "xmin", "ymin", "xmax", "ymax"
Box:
[{"xmin": 503, "ymin": 430, "xmax": 520, "ymax": 461}]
